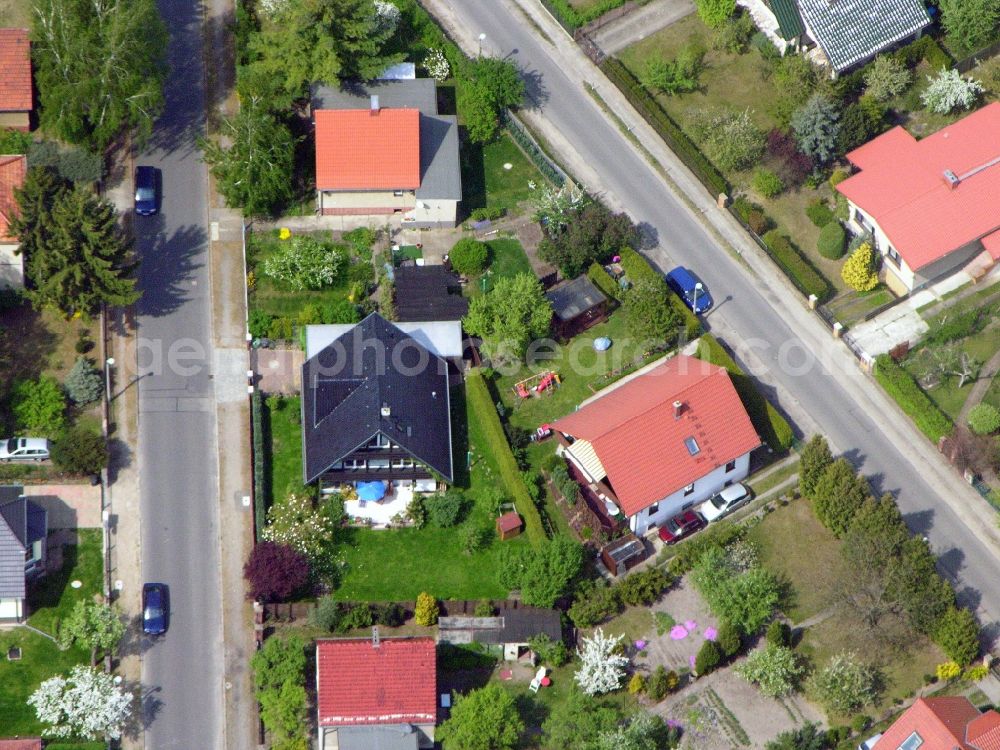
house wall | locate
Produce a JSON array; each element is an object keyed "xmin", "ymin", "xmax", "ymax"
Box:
[
  {"xmin": 405, "ymin": 199, "xmax": 458, "ymax": 228},
  {"xmin": 318, "ymin": 189, "xmax": 416, "ymax": 215},
  {"xmin": 320, "ymin": 723, "xmax": 436, "ymax": 750},
  {"xmin": 628, "ymin": 452, "xmax": 751, "ymax": 537},
  {"xmin": 0, "ymin": 111, "xmax": 29, "ymax": 131},
  {"xmin": 0, "ymin": 597, "xmax": 23, "ymax": 621},
  {"xmin": 0, "ymin": 242, "xmax": 24, "ymax": 289}
]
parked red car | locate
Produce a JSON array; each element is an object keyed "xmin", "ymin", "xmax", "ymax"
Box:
[{"xmin": 657, "ymin": 510, "xmax": 706, "ymax": 545}]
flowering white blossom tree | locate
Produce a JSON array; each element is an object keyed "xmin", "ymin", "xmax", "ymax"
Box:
[
  {"xmin": 29, "ymin": 665, "xmax": 134, "ymax": 740},
  {"xmin": 530, "ymin": 181, "xmax": 588, "ymax": 231},
  {"xmin": 374, "ymin": 0, "xmax": 401, "ymax": 33},
  {"xmin": 921, "ymin": 68, "xmax": 984, "ymax": 114},
  {"xmin": 262, "ymin": 491, "xmax": 334, "ymax": 559},
  {"xmin": 423, "ymin": 48, "xmax": 451, "ymax": 82},
  {"xmin": 574, "ymin": 628, "xmax": 629, "ymax": 695}
]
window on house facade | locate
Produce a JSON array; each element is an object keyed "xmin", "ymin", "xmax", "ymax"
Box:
[
  {"xmin": 647, "ymin": 503, "xmax": 659, "ymax": 516},
  {"xmin": 393, "ymin": 190, "xmax": 404, "ymax": 197},
  {"xmin": 886, "ymin": 246, "xmax": 901, "ymax": 266},
  {"xmin": 368, "ymin": 458, "xmax": 390, "ymax": 469},
  {"xmin": 725, "ymin": 460, "xmax": 736, "ymax": 473},
  {"xmin": 683, "ymin": 483, "xmax": 695, "ymax": 496}
]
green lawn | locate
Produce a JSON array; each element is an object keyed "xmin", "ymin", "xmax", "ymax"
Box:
[
  {"xmin": 263, "ymin": 395, "xmax": 304, "ymax": 507},
  {"xmin": 746, "ymin": 458, "xmax": 799, "ymax": 498},
  {"xmin": 0, "ymin": 529, "xmax": 102, "ymax": 735},
  {"xmin": 826, "ymin": 287, "xmax": 896, "ymax": 327},
  {"xmin": 329, "ymin": 383, "xmax": 529, "ymax": 601},
  {"xmin": 466, "ymin": 239, "xmax": 534, "ymax": 299},
  {"xmin": 461, "ymin": 132, "xmax": 544, "ymax": 216}
]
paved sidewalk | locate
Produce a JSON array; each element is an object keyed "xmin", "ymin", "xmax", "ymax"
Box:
[{"xmin": 591, "ymin": 0, "xmax": 694, "ymax": 55}]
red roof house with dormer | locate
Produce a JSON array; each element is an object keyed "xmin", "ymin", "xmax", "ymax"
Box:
[
  {"xmin": 553, "ymin": 353, "xmax": 761, "ymax": 537},
  {"xmin": 315, "ymin": 636, "xmax": 437, "ymax": 750},
  {"xmin": 870, "ymin": 696, "xmax": 1000, "ymax": 750}
]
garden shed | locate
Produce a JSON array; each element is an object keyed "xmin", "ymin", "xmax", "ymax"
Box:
[
  {"xmin": 600, "ymin": 533, "xmax": 646, "ymax": 576},
  {"xmin": 438, "ymin": 606, "xmax": 562, "ymax": 661},
  {"xmin": 545, "ymin": 275, "xmax": 608, "ymax": 339},
  {"xmin": 495, "ymin": 511, "xmax": 522, "ymax": 541}
]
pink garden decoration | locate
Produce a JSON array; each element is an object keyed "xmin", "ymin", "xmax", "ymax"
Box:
[
  {"xmin": 669, "ymin": 625, "xmax": 688, "ymax": 640},
  {"xmin": 685, "ymin": 620, "xmax": 698, "ymax": 632},
  {"xmin": 703, "ymin": 626, "xmax": 718, "ymax": 641}
]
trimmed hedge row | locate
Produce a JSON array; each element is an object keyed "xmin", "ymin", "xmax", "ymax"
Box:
[
  {"xmin": 465, "ymin": 370, "xmax": 546, "ymax": 547},
  {"xmin": 587, "ymin": 261, "xmax": 623, "ymax": 302},
  {"xmin": 761, "ymin": 230, "xmax": 833, "ymax": 301},
  {"xmin": 539, "ymin": 0, "xmax": 650, "ymax": 32},
  {"xmin": 695, "ymin": 334, "xmax": 795, "ymax": 453},
  {"xmin": 618, "ymin": 248, "xmax": 702, "ymax": 341},
  {"xmin": 600, "ymin": 57, "xmax": 729, "ymax": 197},
  {"xmin": 251, "ymin": 389, "xmax": 267, "ymax": 542},
  {"xmin": 874, "ymin": 355, "xmax": 953, "ymax": 443}
]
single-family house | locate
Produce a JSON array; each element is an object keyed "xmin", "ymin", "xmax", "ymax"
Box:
[
  {"xmin": 0, "ymin": 153, "xmax": 25, "ymax": 289},
  {"xmin": 552, "ymin": 354, "xmax": 761, "ymax": 537},
  {"xmin": 312, "ymin": 79, "xmax": 461, "ymax": 227},
  {"xmin": 837, "ymin": 102, "xmax": 1000, "ymax": 294},
  {"xmin": 545, "ymin": 275, "xmax": 609, "ymax": 339},
  {"xmin": 300, "ymin": 313, "xmax": 454, "ymax": 523},
  {"xmin": 437, "ymin": 606, "xmax": 562, "ymax": 661},
  {"xmin": 865, "ymin": 695, "xmax": 1000, "ymax": 750},
  {"xmin": 795, "ymin": 0, "xmax": 929, "ymax": 76},
  {"xmin": 0, "ymin": 29, "xmax": 32, "ymax": 131},
  {"xmin": 316, "ymin": 635, "xmax": 437, "ymax": 750},
  {"xmin": 393, "ymin": 265, "xmax": 469, "ymax": 324},
  {"xmin": 0, "ymin": 485, "xmax": 47, "ymax": 622}
]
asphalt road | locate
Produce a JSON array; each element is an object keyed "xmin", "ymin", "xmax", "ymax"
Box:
[
  {"xmin": 446, "ymin": 0, "xmax": 1000, "ymax": 637},
  {"xmin": 134, "ymin": 0, "xmax": 224, "ymax": 743}
]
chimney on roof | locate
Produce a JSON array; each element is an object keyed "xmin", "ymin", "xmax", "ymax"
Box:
[
  {"xmin": 673, "ymin": 400, "xmax": 683, "ymax": 420},
  {"xmin": 943, "ymin": 169, "xmax": 960, "ymax": 189},
  {"xmin": 370, "ymin": 95, "xmax": 380, "ymax": 114},
  {"xmin": 381, "ymin": 405, "xmax": 391, "ymax": 417},
  {"xmin": 372, "ymin": 626, "xmax": 380, "ymax": 648}
]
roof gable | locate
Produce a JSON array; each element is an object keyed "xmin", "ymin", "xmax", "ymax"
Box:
[
  {"xmin": 301, "ymin": 313, "xmax": 453, "ymax": 483},
  {"xmin": 552, "ymin": 355, "xmax": 760, "ymax": 516},
  {"xmin": 0, "ymin": 485, "xmax": 26, "ymax": 599},
  {"xmin": 837, "ymin": 103, "xmax": 1000, "ymax": 270},
  {"xmin": 873, "ymin": 697, "xmax": 981, "ymax": 750},
  {"xmin": 316, "ymin": 637, "xmax": 437, "ymax": 727},
  {"xmin": 315, "ymin": 109, "xmax": 421, "ymax": 191},
  {"xmin": 797, "ymin": 0, "xmax": 930, "ymax": 72},
  {"xmin": 546, "ymin": 276, "xmax": 607, "ymax": 321},
  {"xmin": 0, "ymin": 29, "xmax": 32, "ymax": 112}
]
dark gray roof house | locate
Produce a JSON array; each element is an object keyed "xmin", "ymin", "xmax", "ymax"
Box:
[
  {"xmin": 796, "ymin": 0, "xmax": 930, "ymax": 73},
  {"xmin": 337, "ymin": 725, "xmax": 420, "ymax": 750},
  {"xmin": 437, "ymin": 606, "xmax": 562, "ymax": 650},
  {"xmin": 0, "ymin": 485, "xmax": 46, "ymax": 603},
  {"xmin": 301, "ymin": 313, "xmax": 454, "ymax": 487},
  {"xmin": 394, "ymin": 266, "xmax": 469, "ymax": 323}
]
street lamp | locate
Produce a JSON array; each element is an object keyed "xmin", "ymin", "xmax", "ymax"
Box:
[
  {"xmin": 104, "ymin": 357, "xmax": 115, "ymax": 403},
  {"xmin": 478, "ymin": 33, "xmax": 486, "ymax": 57},
  {"xmin": 693, "ymin": 282, "xmax": 703, "ymax": 314}
]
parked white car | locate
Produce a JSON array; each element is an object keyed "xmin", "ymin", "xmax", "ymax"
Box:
[
  {"xmin": 0, "ymin": 437, "xmax": 50, "ymax": 462},
  {"xmin": 699, "ymin": 483, "xmax": 751, "ymax": 523}
]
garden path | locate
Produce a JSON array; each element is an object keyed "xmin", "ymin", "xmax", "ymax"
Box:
[
  {"xmin": 590, "ymin": 0, "xmax": 695, "ymax": 56},
  {"xmin": 252, "ymin": 347, "xmax": 302, "ymax": 394},
  {"xmin": 957, "ymin": 347, "xmax": 1000, "ymax": 426}
]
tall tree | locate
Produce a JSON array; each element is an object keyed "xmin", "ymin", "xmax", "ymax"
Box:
[
  {"xmin": 437, "ymin": 683, "xmax": 524, "ymax": 750},
  {"xmin": 464, "ymin": 273, "xmax": 552, "ymax": 365},
  {"xmin": 811, "ymin": 458, "xmax": 869, "ymax": 536},
  {"xmin": 791, "ymin": 93, "xmax": 841, "ymax": 166},
  {"xmin": 32, "ymin": 0, "xmax": 167, "ymax": 150},
  {"xmin": 10, "ymin": 167, "xmax": 70, "ymax": 265},
  {"xmin": 201, "ymin": 102, "xmax": 296, "ymax": 217},
  {"xmin": 247, "ymin": 0, "xmax": 404, "ymax": 101},
  {"xmin": 457, "ymin": 56, "xmax": 526, "ymax": 143},
  {"xmin": 798, "ymin": 434, "xmax": 833, "ymax": 498},
  {"xmin": 21, "ymin": 187, "xmax": 139, "ymax": 316},
  {"xmin": 28, "ymin": 665, "xmax": 133, "ymax": 740},
  {"xmin": 57, "ymin": 600, "xmax": 125, "ymax": 667},
  {"xmin": 541, "ymin": 690, "xmax": 624, "ymax": 750},
  {"xmin": 940, "ymin": 0, "xmax": 1000, "ymax": 53}
]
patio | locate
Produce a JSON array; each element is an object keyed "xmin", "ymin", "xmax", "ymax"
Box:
[{"xmin": 342, "ymin": 482, "xmax": 418, "ymax": 528}]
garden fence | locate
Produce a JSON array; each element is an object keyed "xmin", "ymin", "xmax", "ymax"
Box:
[
  {"xmin": 262, "ymin": 598, "xmax": 534, "ymax": 623},
  {"xmin": 250, "ymin": 389, "xmax": 266, "ymax": 541},
  {"xmin": 504, "ymin": 111, "xmax": 568, "ymax": 187},
  {"xmin": 954, "ymin": 38, "xmax": 1000, "ymax": 73}
]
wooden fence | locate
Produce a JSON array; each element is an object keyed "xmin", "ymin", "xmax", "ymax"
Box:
[{"xmin": 261, "ymin": 598, "xmax": 534, "ymax": 623}]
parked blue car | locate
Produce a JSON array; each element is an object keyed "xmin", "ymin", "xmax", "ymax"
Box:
[
  {"xmin": 142, "ymin": 582, "xmax": 169, "ymax": 635},
  {"xmin": 666, "ymin": 266, "xmax": 713, "ymax": 313},
  {"xmin": 134, "ymin": 166, "xmax": 159, "ymax": 216}
]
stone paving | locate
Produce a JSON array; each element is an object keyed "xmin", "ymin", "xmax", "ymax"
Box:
[{"xmin": 22, "ymin": 483, "xmax": 102, "ymax": 528}]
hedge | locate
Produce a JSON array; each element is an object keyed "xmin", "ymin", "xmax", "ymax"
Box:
[
  {"xmin": 600, "ymin": 57, "xmax": 729, "ymax": 197},
  {"xmin": 539, "ymin": 0, "xmax": 651, "ymax": 32},
  {"xmin": 695, "ymin": 334, "xmax": 795, "ymax": 452},
  {"xmin": 465, "ymin": 370, "xmax": 546, "ymax": 547},
  {"xmin": 251, "ymin": 388, "xmax": 267, "ymax": 541},
  {"xmin": 874, "ymin": 355, "xmax": 953, "ymax": 443},
  {"xmin": 923, "ymin": 304, "xmax": 996, "ymax": 348},
  {"xmin": 761, "ymin": 230, "xmax": 833, "ymax": 301},
  {"xmin": 587, "ymin": 262, "xmax": 623, "ymax": 302},
  {"xmin": 618, "ymin": 248, "xmax": 702, "ymax": 341}
]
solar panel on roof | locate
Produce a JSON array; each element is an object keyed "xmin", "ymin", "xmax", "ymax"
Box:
[{"xmin": 314, "ymin": 378, "xmax": 363, "ymax": 425}]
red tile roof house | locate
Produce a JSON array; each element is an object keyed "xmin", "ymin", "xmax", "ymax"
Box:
[
  {"xmin": 311, "ymin": 79, "xmax": 461, "ymax": 228},
  {"xmin": 866, "ymin": 695, "xmax": 1000, "ymax": 750},
  {"xmin": 0, "ymin": 740, "xmax": 43, "ymax": 750},
  {"xmin": 315, "ymin": 636, "xmax": 437, "ymax": 750},
  {"xmin": 552, "ymin": 354, "xmax": 761, "ymax": 538},
  {"xmin": 836, "ymin": 102, "xmax": 1000, "ymax": 295},
  {"xmin": 0, "ymin": 153, "xmax": 26, "ymax": 289},
  {"xmin": 0, "ymin": 29, "xmax": 32, "ymax": 132}
]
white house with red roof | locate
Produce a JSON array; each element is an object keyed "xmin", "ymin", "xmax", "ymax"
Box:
[
  {"xmin": 866, "ymin": 695, "xmax": 1000, "ymax": 750},
  {"xmin": 552, "ymin": 354, "xmax": 761, "ymax": 537},
  {"xmin": 0, "ymin": 154, "xmax": 25, "ymax": 289},
  {"xmin": 836, "ymin": 102, "xmax": 1000, "ymax": 295},
  {"xmin": 315, "ymin": 635, "xmax": 437, "ymax": 750},
  {"xmin": 311, "ymin": 79, "xmax": 461, "ymax": 228}
]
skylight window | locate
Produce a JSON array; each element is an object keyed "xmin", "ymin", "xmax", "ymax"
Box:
[
  {"xmin": 684, "ymin": 437, "xmax": 700, "ymax": 456},
  {"xmin": 898, "ymin": 732, "xmax": 923, "ymax": 750}
]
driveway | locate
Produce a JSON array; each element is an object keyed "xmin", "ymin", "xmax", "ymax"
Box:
[{"xmin": 591, "ymin": 0, "xmax": 695, "ymax": 55}]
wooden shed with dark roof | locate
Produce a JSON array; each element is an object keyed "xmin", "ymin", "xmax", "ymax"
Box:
[
  {"xmin": 394, "ymin": 265, "xmax": 469, "ymax": 323},
  {"xmin": 545, "ymin": 275, "xmax": 608, "ymax": 339}
]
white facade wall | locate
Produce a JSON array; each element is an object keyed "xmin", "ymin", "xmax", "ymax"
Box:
[
  {"xmin": 846, "ymin": 203, "xmax": 916, "ymax": 291},
  {"xmin": 0, "ymin": 242, "xmax": 23, "ymax": 289},
  {"xmin": 629, "ymin": 452, "xmax": 751, "ymax": 537},
  {"xmin": 0, "ymin": 597, "xmax": 23, "ymax": 621},
  {"xmin": 406, "ymin": 199, "xmax": 458, "ymax": 227}
]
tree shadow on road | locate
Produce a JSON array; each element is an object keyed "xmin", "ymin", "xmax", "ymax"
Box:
[{"xmin": 136, "ymin": 224, "xmax": 208, "ymax": 319}]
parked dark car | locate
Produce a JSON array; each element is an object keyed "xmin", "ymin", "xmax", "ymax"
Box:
[
  {"xmin": 142, "ymin": 582, "xmax": 168, "ymax": 635},
  {"xmin": 657, "ymin": 510, "xmax": 706, "ymax": 545},
  {"xmin": 666, "ymin": 266, "xmax": 713, "ymax": 313},
  {"xmin": 134, "ymin": 166, "xmax": 159, "ymax": 216}
]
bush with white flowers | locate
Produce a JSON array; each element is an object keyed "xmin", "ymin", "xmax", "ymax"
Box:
[
  {"xmin": 921, "ymin": 68, "xmax": 983, "ymax": 114},
  {"xmin": 29, "ymin": 665, "xmax": 134, "ymax": 740},
  {"xmin": 424, "ymin": 48, "xmax": 451, "ymax": 82},
  {"xmin": 574, "ymin": 628, "xmax": 629, "ymax": 695}
]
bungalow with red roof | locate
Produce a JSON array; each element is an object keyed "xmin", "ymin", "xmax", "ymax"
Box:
[
  {"xmin": 552, "ymin": 354, "xmax": 761, "ymax": 537},
  {"xmin": 865, "ymin": 695, "xmax": 1000, "ymax": 750},
  {"xmin": 0, "ymin": 153, "xmax": 25, "ymax": 289},
  {"xmin": 316, "ymin": 635, "xmax": 437, "ymax": 750},
  {"xmin": 311, "ymin": 79, "xmax": 461, "ymax": 228},
  {"xmin": 836, "ymin": 102, "xmax": 1000, "ymax": 295},
  {"xmin": 0, "ymin": 29, "xmax": 32, "ymax": 132}
]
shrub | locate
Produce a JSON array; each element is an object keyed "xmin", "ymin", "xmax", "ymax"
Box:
[
  {"xmin": 864, "ymin": 55, "xmax": 911, "ymax": 102},
  {"xmin": 642, "ymin": 41, "xmax": 705, "ymax": 96},
  {"xmin": 765, "ymin": 128, "xmax": 812, "ymax": 186},
  {"xmin": 829, "ymin": 169, "xmax": 850, "ymax": 189},
  {"xmin": 716, "ymin": 619, "xmax": 742, "ymax": 657},
  {"xmin": 51, "ymin": 427, "xmax": 108, "ymax": 475},
  {"xmin": 64, "ymin": 356, "xmax": 104, "ymax": 405},
  {"xmin": 766, "ymin": 620, "xmax": 792, "ymax": 648},
  {"xmin": 568, "ymin": 579, "xmax": 622, "ymax": 628},
  {"xmin": 310, "ymin": 596, "xmax": 343, "ymax": 631},
  {"xmin": 0, "ymin": 127, "xmax": 31, "ymax": 155},
  {"xmin": 372, "ymin": 602, "xmax": 405, "ymax": 627},
  {"xmin": 969, "ymin": 403, "xmax": 1000, "ymax": 435},
  {"xmin": 260, "ymin": 236, "xmax": 345, "ymax": 290},
  {"xmin": 470, "ymin": 206, "xmax": 505, "ymax": 221},
  {"xmin": 692, "ymin": 546, "xmax": 780, "ymax": 634},
  {"xmin": 460, "ymin": 524, "xmax": 490, "ymax": 555},
  {"xmin": 964, "ymin": 664, "xmax": 989, "ymax": 681},
  {"xmin": 646, "ymin": 665, "xmax": 677, "ymax": 701},
  {"xmin": 809, "ymin": 653, "xmax": 878, "ymax": 714},
  {"xmin": 761, "ymin": 229, "xmax": 832, "ymax": 300},
  {"xmin": 527, "ymin": 633, "xmax": 569, "ymax": 667},
  {"xmin": 817, "ymin": 221, "xmax": 846, "ymax": 260},
  {"xmin": 616, "ymin": 568, "xmax": 672, "ymax": 606},
  {"xmin": 791, "ymin": 93, "xmax": 841, "ymax": 166},
  {"xmin": 414, "ymin": 592, "xmax": 439, "ymax": 626},
  {"xmin": 13, "ymin": 376, "xmax": 67, "ymax": 436},
  {"xmin": 693, "ymin": 108, "xmax": 766, "ymax": 172},
  {"xmin": 851, "ymin": 715, "xmax": 871, "ymax": 734},
  {"xmin": 587, "ymin": 262, "xmax": 623, "ymax": 302},
  {"xmin": 924, "ymin": 305, "xmax": 995, "ymax": 347},
  {"xmin": 736, "ymin": 644, "xmax": 804, "ymax": 696},
  {"xmin": 340, "ymin": 602, "xmax": 374, "ymax": 632},
  {"xmin": 695, "ymin": 0, "xmax": 736, "ymax": 28},
  {"xmin": 751, "ymin": 31, "xmax": 780, "ymax": 60},
  {"xmin": 450, "ymin": 237, "xmax": 489, "ymax": 275},
  {"xmin": 695, "ymin": 639, "xmax": 722, "ymax": 675},
  {"xmin": 936, "ymin": 661, "xmax": 961, "ymax": 681},
  {"xmin": 74, "ymin": 329, "xmax": 94, "ymax": 354},
  {"xmin": 921, "ymin": 69, "xmax": 984, "ymax": 114},
  {"xmin": 874, "ymin": 355, "xmax": 953, "ymax": 443},
  {"xmin": 714, "ymin": 11, "xmax": 756, "ymax": 53},
  {"xmin": 425, "ymin": 491, "xmax": 464, "ymax": 527},
  {"xmin": 934, "ymin": 606, "xmax": 980, "ymax": 666},
  {"xmin": 623, "ymin": 278, "xmax": 682, "ymax": 344},
  {"xmin": 805, "ymin": 199, "xmax": 835, "ymax": 228},
  {"xmin": 27, "ymin": 139, "xmax": 102, "ymax": 183},
  {"xmin": 841, "ymin": 241, "xmax": 879, "ymax": 292},
  {"xmin": 752, "ymin": 168, "xmax": 784, "ymax": 198},
  {"xmin": 243, "ymin": 542, "xmax": 310, "ymax": 601},
  {"xmin": 248, "ymin": 309, "xmax": 274, "ymax": 338},
  {"xmin": 627, "ymin": 673, "xmax": 646, "ymax": 695}
]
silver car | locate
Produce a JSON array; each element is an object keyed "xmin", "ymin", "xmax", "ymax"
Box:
[
  {"xmin": 699, "ymin": 482, "xmax": 751, "ymax": 523},
  {"xmin": 0, "ymin": 437, "xmax": 51, "ymax": 462}
]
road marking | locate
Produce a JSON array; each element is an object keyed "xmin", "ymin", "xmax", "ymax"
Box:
[
  {"xmin": 139, "ymin": 397, "xmax": 213, "ymax": 413},
  {"xmin": 211, "ymin": 221, "xmax": 219, "ymax": 241}
]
